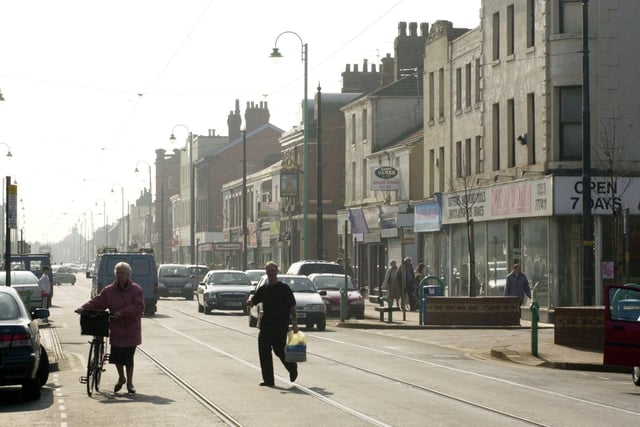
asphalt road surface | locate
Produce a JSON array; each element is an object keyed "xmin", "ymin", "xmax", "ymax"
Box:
[{"xmin": 2, "ymin": 275, "xmax": 639, "ymax": 426}]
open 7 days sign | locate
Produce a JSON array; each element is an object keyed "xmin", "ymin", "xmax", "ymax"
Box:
[{"xmin": 553, "ymin": 176, "xmax": 640, "ymax": 215}]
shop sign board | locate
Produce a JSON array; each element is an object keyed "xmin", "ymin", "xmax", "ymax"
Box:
[
  {"xmin": 442, "ymin": 176, "xmax": 553, "ymax": 224},
  {"xmin": 371, "ymin": 166, "xmax": 400, "ymax": 191},
  {"xmin": 553, "ymin": 176, "xmax": 640, "ymax": 215}
]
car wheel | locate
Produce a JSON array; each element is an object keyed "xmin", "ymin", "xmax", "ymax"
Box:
[
  {"xmin": 22, "ymin": 377, "xmax": 41, "ymax": 401},
  {"xmin": 356, "ymin": 311, "xmax": 365, "ymax": 320},
  {"xmin": 316, "ymin": 319, "xmax": 326, "ymax": 331},
  {"xmin": 37, "ymin": 346, "xmax": 50, "ymax": 387},
  {"xmin": 249, "ymin": 313, "xmax": 257, "ymax": 327},
  {"xmin": 633, "ymin": 367, "xmax": 640, "ymax": 386}
]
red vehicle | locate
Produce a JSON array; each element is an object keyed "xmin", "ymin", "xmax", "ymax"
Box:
[{"xmin": 603, "ymin": 283, "xmax": 640, "ymax": 386}]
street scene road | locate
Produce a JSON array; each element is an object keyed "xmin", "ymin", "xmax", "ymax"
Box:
[{"xmin": 2, "ymin": 274, "xmax": 639, "ymax": 426}]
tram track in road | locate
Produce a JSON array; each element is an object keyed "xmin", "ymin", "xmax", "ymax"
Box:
[
  {"xmin": 149, "ymin": 306, "xmax": 558, "ymax": 426},
  {"xmin": 137, "ymin": 346, "xmax": 243, "ymax": 427}
]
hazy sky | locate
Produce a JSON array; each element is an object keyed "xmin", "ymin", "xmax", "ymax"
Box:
[{"xmin": 0, "ymin": 0, "xmax": 480, "ymax": 243}]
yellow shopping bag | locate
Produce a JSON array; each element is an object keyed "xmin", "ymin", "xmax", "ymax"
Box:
[{"xmin": 285, "ymin": 330, "xmax": 307, "ymax": 362}]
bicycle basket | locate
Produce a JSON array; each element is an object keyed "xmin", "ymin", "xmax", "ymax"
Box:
[{"xmin": 80, "ymin": 311, "xmax": 110, "ymax": 336}]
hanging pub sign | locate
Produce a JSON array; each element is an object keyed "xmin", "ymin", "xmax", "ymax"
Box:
[
  {"xmin": 280, "ymin": 171, "xmax": 299, "ymax": 197},
  {"xmin": 371, "ymin": 166, "xmax": 400, "ymax": 191}
]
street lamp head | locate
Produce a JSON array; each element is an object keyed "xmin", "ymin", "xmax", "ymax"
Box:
[
  {"xmin": 134, "ymin": 166, "xmax": 140, "ymax": 173},
  {"xmin": 269, "ymin": 47, "xmax": 283, "ymax": 63},
  {"xmin": 169, "ymin": 133, "xmax": 176, "ymax": 141},
  {"xmin": 5, "ymin": 150, "xmax": 12, "ymax": 159}
]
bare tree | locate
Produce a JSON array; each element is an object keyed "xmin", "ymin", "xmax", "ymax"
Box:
[
  {"xmin": 448, "ymin": 159, "xmax": 482, "ymax": 297},
  {"xmin": 595, "ymin": 118, "xmax": 632, "ymax": 283}
]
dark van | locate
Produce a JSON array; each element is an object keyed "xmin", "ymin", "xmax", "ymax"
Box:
[{"xmin": 88, "ymin": 248, "xmax": 158, "ymax": 316}]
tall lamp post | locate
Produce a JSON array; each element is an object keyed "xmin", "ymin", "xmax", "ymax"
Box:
[
  {"xmin": 270, "ymin": 31, "xmax": 309, "ymax": 259},
  {"xmin": 95, "ymin": 199, "xmax": 107, "ymax": 247},
  {"xmin": 111, "ymin": 183, "xmax": 125, "ymax": 251},
  {"xmin": 169, "ymin": 125, "xmax": 195, "ymax": 265},
  {"xmin": 135, "ymin": 160, "xmax": 153, "ymax": 250}
]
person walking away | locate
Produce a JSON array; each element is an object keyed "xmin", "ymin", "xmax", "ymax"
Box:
[
  {"xmin": 247, "ymin": 261, "xmax": 298, "ymax": 387},
  {"xmin": 504, "ymin": 263, "xmax": 531, "ymax": 306},
  {"xmin": 75, "ymin": 262, "xmax": 144, "ymax": 394},
  {"xmin": 344, "ymin": 257, "xmax": 354, "ymax": 279},
  {"xmin": 400, "ymin": 257, "xmax": 416, "ymax": 311},
  {"xmin": 38, "ymin": 266, "xmax": 52, "ymax": 323},
  {"xmin": 381, "ymin": 260, "xmax": 401, "ymax": 308}
]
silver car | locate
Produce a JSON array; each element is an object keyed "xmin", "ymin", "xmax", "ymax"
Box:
[
  {"xmin": 248, "ymin": 274, "xmax": 327, "ymax": 331},
  {"xmin": 0, "ymin": 271, "xmax": 44, "ymax": 310}
]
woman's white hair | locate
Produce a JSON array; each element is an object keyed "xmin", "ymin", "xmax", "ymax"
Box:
[{"xmin": 114, "ymin": 261, "xmax": 132, "ymax": 275}]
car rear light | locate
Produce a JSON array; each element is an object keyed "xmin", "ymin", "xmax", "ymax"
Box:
[{"xmin": 0, "ymin": 329, "xmax": 33, "ymax": 348}]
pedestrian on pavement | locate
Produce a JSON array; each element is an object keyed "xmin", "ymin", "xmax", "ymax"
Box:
[
  {"xmin": 247, "ymin": 261, "xmax": 298, "ymax": 387},
  {"xmin": 344, "ymin": 257, "xmax": 354, "ymax": 279},
  {"xmin": 75, "ymin": 261, "xmax": 144, "ymax": 394},
  {"xmin": 38, "ymin": 266, "xmax": 52, "ymax": 322},
  {"xmin": 504, "ymin": 263, "xmax": 531, "ymax": 306},
  {"xmin": 381, "ymin": 260, "xmax": 401, "ymax": 308},
  {"xmin": 400, "ymin": 257, "xmax": 417, "ymax": 311}
]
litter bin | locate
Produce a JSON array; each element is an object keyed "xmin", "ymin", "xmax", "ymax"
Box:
[{"xmin": 422, "ymin": 284, "xmax": 441, "ymax": 323}]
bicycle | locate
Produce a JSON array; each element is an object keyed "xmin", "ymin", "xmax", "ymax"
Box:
[{"xmin": 78, "ymin": 310, "xmax": 110, "ymax": 397}]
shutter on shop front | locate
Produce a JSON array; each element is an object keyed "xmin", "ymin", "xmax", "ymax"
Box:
[{"xmin": 386, "ymin": 238, "xmax": 402, "ymax": 264}]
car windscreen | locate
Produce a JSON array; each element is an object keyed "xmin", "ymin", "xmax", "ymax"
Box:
[
  {"xmin": 299, "ymin": 264, "xmax": 344, "ymax": 275},
  {"xmin": 281, "ymin": 277, "xmax": 316, "ymax": 293},
  {"xmin": 209, "ymin": 272, "xmax": 251, "ymax": 285},
  {"xmin": 0, "ymin": 272, "xmax": 38, "ymax": 285},
  {"xmin": 313, "ymin": 276, "xmax": 356, "ymax": 290},
  {"xmin": 159, "ymin": 266, "xmax": 189, "ymax": 277},
  {"xmin": 0, "ymin": 293, "xmax": 20, "ymax": 320}
]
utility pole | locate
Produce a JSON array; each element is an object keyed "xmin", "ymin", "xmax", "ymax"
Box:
[{"xmin": 581, "ymin": 0, "xmax": 594, "ymax": 305}]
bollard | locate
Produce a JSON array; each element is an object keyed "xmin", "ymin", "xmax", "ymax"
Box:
[
  {"xmin": 530, "ymin": 301, "xmax": 540, "ymax": 357},
  {"xmin": 379, "ymin": 297, "xmax": 392, "ymax": 323}
]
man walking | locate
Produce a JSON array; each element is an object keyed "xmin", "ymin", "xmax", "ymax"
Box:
[
  {"xmin": 247, "ymin": 261, "xmax": 298, "ymax": 387},
  {"xmin": 504, "ymin": 263, "xmax": 531, "ymax": 306}
]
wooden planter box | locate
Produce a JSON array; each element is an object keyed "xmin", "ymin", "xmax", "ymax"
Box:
[{"xmin": 424, "ymin": 296, "xmax": 521, "ymax": 326}]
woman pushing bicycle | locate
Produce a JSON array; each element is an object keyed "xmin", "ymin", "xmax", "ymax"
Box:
[{"xmin": 75, "ymin": 261, "xmax": 144, "ymax": 394}]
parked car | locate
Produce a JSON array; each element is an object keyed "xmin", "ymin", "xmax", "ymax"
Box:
[
  {"xmin": 286, "ymin": 260, "xmax": 345, "ymax": 276},
  {"xmin": 0, "ymin": 271, "xmax": 44, "ymax": 310},
  {"xmin": 308, "ymin": 273, "xmax": 365, "ymax": 319},
  {"xmin": 158, "ymin": 264, "xmax": 194, "ymax": 300},
  {"xmin": 52, "ymin": 265, "xmax": 76, "ymax": 285},
  {"xmin": 196, "ymin": 270, "xmax": 252, "ymax": 314},
  {"xmin": 9, "ymin": 254, "xmax": 53, "ymax": 305},
  {"xmin": 249, "ymin": 274, "xmax": 327, "ymax": 331},
  {"xmin": 0, "ymin": 286, "xmax": 50, "ymax": 400},
  {"xmin": 187, "ymin": 264, "xmax": 209, "ymax": 288},
  {"xmin": 604, "ymin": 283, "xmax": 640, "ymax": 386}
]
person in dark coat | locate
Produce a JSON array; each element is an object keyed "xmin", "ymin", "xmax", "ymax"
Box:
[
  {"xmin": 504, "ymin": 263, "xmax": 531, "ymax": 306},
  {"xmin": 247, "ymin": 261, "xmax": 298, "ymax": 387}
]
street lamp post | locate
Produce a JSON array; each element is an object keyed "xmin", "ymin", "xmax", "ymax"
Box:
[
  {"xmin": 95, "ymin": 199, "xmax": 107, "ymax": 247},
  {"xmin": 270, "ymin": 31, "xmax": 309, "ymax": 259},
  {"xmin": 170, "ymin": 125, "xmax": 195, "ymax": 265},
  {"xmin": 111, "ymin": 183, "xmax": 125, "ymax": 251},
  {"xmin": 135, "ymin": 160, "xmax": 153, "ymax": 250},
  {"xmin": 242, "ymin": 130, "xmax": 248, "ymax": 270}
]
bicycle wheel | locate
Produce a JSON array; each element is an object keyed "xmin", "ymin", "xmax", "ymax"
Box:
[
  {"xmin": 86, "ymin": 340, "xmax": 96, "ymax": 397},
  {"xmin": 93, "ymin": 340, "xmax": 104, "ymax": 392}
]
